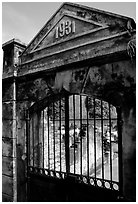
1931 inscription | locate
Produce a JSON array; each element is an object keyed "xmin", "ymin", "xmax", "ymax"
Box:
[{"xmin": 55, "ymin": 20, "xmax": 75, "ymax": 39}]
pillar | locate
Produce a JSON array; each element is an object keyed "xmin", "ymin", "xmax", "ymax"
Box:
[{"xmin": 2, "ymin": 71, "xmax": 17, "ymax": 201}]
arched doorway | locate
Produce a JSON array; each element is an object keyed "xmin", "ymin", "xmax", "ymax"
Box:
[{"xmin": 26, "ymin": 93, "xmax": 122, "ymax": 201}]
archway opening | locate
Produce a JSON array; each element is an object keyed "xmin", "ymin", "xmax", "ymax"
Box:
[{"xmin": 27, "ymin": 94, "xmax": 120, "ymax": 191}]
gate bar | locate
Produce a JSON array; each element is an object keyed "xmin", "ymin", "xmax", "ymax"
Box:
[
  {"xmin": 26, "ymin": 110, "xmax": 30, "ymax": 167},
  {"xmin": 59, "ymin": 99, "xmax": 62, "ymax": 172},
  {"xmin": 48, "ymin": 100, "xmax": 50, "ymax": 169},
  {"xmin": 53, "ymin": 101, "xmax": 56, "ymax": 170},
  {"xmin": 109, "ymin": 103, "xmax": 113, "ymax": 184},
  {"xmin": 32, "ymin": 116, "xmax": 35, "ymax": 167},
  {"xmin": 93, "ymin": 98, "xmax": 97, "ymax": 180},
  {"xmin": 86, "ymin": 96, "xmax": 89, "ymax": 177},
  {"xmin": 65, "ymin": 95, "xmax": 70, "ymax": 174},
  {"xmin": 80, "ymin": 95, "xmax": 82, "ymax": 176},
  {"xmin": 42, "ymin": 110, "xmax": 44, "ymax": 168},
  {"xmin": 38, "ymin": 112, "xmax": 41, "ymax": 167},
  {"xmin": 26, "ymin": 110, "xmax": 30, "ymax": 201},
  {"xmin": 73, "ymin": 95, "xmax": 76, "ymax": 174},
  {"xmin": 101, "ymin": 100, "xmax": 104, "ymax": 181}
]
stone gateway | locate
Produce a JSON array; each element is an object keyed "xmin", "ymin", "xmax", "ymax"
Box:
[{"xmin": 2, "ymin": 3, "xmax": 136, "ymax": 202}]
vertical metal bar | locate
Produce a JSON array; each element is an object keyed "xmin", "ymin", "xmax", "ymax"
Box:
[
  {"xmin": 65, "ymin": 95, "xmax": 70, "ymax": 174},
  {"xmin": 42, "ymin": 110, "xmax": 44, "ymax": 168},
  {"xmin": 30, "ymin": 118, "xmax": 33, "ymax": 167},
  {"xmin": 93, "ymin": 98, "xmax": 96, "ymax": 180},
  {"xmin": 117, "ymin": 107, "xmax": 123, "ymax": 196},
  {"xmin": 73, "ymin": 95, "xmax": 76, "ymax": 174},
  {"xmin": 36, "ymin": 111, "xmax": 43, "ymax": 167},
  {"xmin": 36, "ymin": 112, "xmax": 39, "ymax": 167},
  {"xmin": 101, "ymin": 100, "xmax": 104, "ymax": 181},
  {"xmin": 47, "ymin": 100, "xmax": 50, "ymax": 169},
  {"xmin": 59, "ymin": 99, "xmax": 62, "ymax": 172},
  {"xmin": 37, "ymin": 112, "xmax": 41, "ymax": 168},
  {"xmin": 26, "ymin": 110, "xmax": 30, "ymax": 167},
  {"xmin": 53, "ymin": 100, "xmax": 56, "ymax": 171},
  {"xmin": 26, "ymin": 110, "xmax": 30, "ymax": 201},
  {"xmin": 32, "ymin": 115, "xmax": 35, "ymax": 167},
  {"xmin": 109, "ymin": 103, "xmax": 112, "ymax": 183},
  {"xmin": 86, "ymin": 96, "xmax": 89, "ymax": 177},
  {"xmin": 80, "ymin": 95, "xmax": 82, "ymax": 175}
]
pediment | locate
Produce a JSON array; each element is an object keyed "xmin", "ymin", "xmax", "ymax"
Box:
[
  {"xmin": 21, "ymin": 2, "xmax": 135, "ymax": 59},
  {"xmin": 33, "ymin": 14, "xmax": 103, "ymax": 51}
]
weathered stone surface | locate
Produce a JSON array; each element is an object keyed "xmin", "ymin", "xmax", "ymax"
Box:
[
  {"xmin": 2, "ymin": 66, "xmax": 15, "ymax": 79},
  {"xmin": 83, "ymin": 60, "xmax": 136, "ymax": 107},
  {"xmin": 2, "ymin": 175, "xmax": 13, "ymax": 196},
  {"xmin": 2, "ymin": 82, "xmax": 14, "ymax": 101},
  {"xmin": 69, "ymin": 67, "xmax": 89, "ymax": 93},
  {"xmin": 19, "ymin": 34, "xmax": 130, "ymax": 77},
  {"xmin": 17, "ymin": 143, "xmax": 27, "ymax": 201},
  {"xmin": 2, "ymin": 101, "xmax": 14, "ymax": 120},
  {"xmin": 22, "ymin": 27, "xmax": 125, "ymax": 65},
  {"xmin": 22, "ymin": 2, "xmax": 133, "ymax": 56},
  {"xmin": 17, "ymin": 78, "xmax": 50, "ymax": 101},
  {"xmin": 122, "ymin": 107, "xmax": 136, "ymax": 201},
  {"xmin": 2, "ymin": 138, "xmax": 16, "ymax": 157},
  {"xmin": 35, "ymin": 15, "xmax": 102, "ymax": 50},
  {"xmin": 2, "ymin": 156, "xmax": 15, "ymax": 176},
  {"xmin": 2, "ymin": 193, "xmax": 13, "ymax": 202},
  {"xmin": 53, "ymin": 67, "xmax": 89, "ymax": 93},
  {"xmin": 2, "ymin": 119, "xmax": 15, "ymax": 138},
  {"xmin": 17, "ymin": 120, "xmax": 26, "ymax": 148},
  {"xmin": 19, "ymin": 1, "xmax": 135, "ymax": 78}
]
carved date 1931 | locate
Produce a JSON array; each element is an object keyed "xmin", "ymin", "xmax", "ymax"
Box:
[{"xmin": 55, "ymin": 20, "xmax": 75, "ymax": 39}]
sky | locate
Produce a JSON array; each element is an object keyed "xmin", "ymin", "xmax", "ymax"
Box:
[{"xmin": 2, "ymin": 2, "xmax": 136, "ymax": 45}]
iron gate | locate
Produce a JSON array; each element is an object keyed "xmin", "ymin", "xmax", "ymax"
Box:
[{"xmin": 26, "ymin": 94, "xmax": 122, "ymax": 201}]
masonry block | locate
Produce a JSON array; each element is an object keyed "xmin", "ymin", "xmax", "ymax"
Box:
[
  {"xmin": 2, "ymin": 156, "xmax": 15, "ymax": 177},
  {"xmin": 17, "ymin": 78, "xmax": 49, "ymax": 101},
  {"xmin": 2, "ymin": 137, "xmax": 16, "ymax": 157},
  {"xmin": 2, "ymin": 101, "xmax": 14, "ymax": 120},
  {"xmin": 2, "ymin": 82, "xmax": 14, "ymax": 101},
  {"xmin": 2, "ymin": 193, "xmax": 13, "ymax": 202},
  {"xmin": 2, "ymin": 119, "xmax": 16, "ymax": 138},
  {"xmin": 2, "ymin": 175, "xmax": 13, "ymax": 197}
]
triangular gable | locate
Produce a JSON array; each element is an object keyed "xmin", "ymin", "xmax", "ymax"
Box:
[
  {"xmin": 21, "ymin": 2, "xmax": 135, "ymax": 56},
  {"xmin": 33, "ymin": 14, "xmax": 104, "ymax": 51}
]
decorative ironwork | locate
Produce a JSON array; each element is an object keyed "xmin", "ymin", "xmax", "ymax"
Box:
[{"xmin": 27, "ymin": 94, "xmax": 121, "ymax": 192}]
